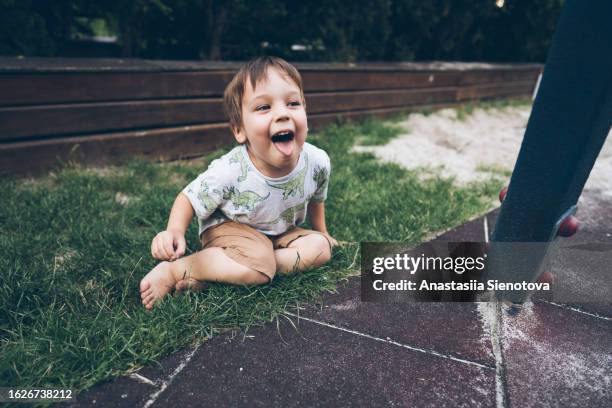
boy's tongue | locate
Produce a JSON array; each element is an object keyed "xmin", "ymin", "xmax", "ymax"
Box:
[{"xmin": 274, "ymin": 139, "xmax": 294, "ymax": 157}]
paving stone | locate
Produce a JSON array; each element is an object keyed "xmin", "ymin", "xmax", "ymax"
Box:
[
  {"xmin": 67, "ymin": 346, "xmax": 198, "ymax": 407},
  {"xmin": 502, "ymin": 300, "xmax": 612, "ymax": 407},
  {"xmin": 432, "ymin": 210, "xmax": 496, "ymax": 242},
  {"xmin": 65, "ymin": 376, "xmax": 152, "ymax": 407},
  {"xmin": 299, "ymin": 277, "xmax": 495, "ymax": 368},
  {"xmin": 156, "ymin": 316, "xmax": 496, "ymax": 407}
]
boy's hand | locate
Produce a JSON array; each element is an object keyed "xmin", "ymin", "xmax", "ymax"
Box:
[{"xmin": 151, "ymin": 229, "xmax": 186, "ymax": 261}]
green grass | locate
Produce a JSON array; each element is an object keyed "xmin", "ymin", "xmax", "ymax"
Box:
[
  {"xmin": 353, "ymin": 115, "xmax": 404, "ymax": 146},
  {"xmin": 476, "ymin": 163, "xmax": 513, "ymax": 178},
  {"xmin": 0, "ymin": 113, "xmax": 505, "ymax": 402}
]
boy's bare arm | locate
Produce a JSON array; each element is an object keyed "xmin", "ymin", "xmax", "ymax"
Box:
[
  {"xmin": 307, "ymin": 201, "xmax": 337, "ymax": 247},
  {"xmin": 152, "ymin": 193, "xmax": 194, "ymax": 261},
  {"xmin": 167, "ymin": 193, "xmax": 194, "ymax": 233}
]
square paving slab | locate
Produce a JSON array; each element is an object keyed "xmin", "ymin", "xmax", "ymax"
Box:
[
  {"xmin": 66, "ymin": 345, "xmax": 200, "ymax": 407},
  {"xmin": 298, "ymin": 277, "xmax": 496, "ymax": 368},
  {"xmin": 501, "ymin": 300, "xmax": 611, "ymax": 407},
  {"xmin": 154, "ymin": 316, "xmax": 496, "ymax": 407}
]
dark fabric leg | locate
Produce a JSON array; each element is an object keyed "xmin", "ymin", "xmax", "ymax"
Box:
[{"xmin": 487, "ymin": 0, "xmax": 612, "ymax": 301}]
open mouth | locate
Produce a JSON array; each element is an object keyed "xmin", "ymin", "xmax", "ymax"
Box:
[
  {"xmin": 271, "ymin": 131, "xmax": 294, "ymax": 143},
  {"xmin": 271, "ymin": 130, "xmax": 295, "ymax": 157}
]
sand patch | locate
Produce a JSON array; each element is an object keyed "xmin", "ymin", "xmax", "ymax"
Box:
[{"xmin": 353, "ymin": 106, "xmax": 612, "ymax": 193}]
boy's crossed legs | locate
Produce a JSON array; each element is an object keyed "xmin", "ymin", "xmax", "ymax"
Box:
[{"xmin": 140, "ymin": 221, "xmax": 332, "ymax": 310}]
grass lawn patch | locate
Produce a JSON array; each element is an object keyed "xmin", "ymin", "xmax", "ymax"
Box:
[{"xmin": 0, "ymin": 113, "xmax": 504, "ymax": 398}]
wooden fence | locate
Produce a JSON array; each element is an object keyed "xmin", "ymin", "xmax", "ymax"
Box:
[{"xmin": 0, "ymin": 58, "xmax": 541, "ymax": 175}]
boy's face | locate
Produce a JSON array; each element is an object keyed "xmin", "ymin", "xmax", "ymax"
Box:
[{"xmin": 233, "ymin": 67, "xmax": 308, "ymax": 178}]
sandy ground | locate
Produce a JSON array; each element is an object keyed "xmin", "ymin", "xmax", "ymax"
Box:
[{"xmin": 353, "ymin": 106, "xmax": 612, "ymax": 195}]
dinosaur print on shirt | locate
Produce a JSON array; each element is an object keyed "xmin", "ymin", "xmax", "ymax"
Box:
[
  {"xmin": 223, "ymin": 185, "xmax": 270, "ymax": 211},
  {"xmin": 266, "ymin": 156, "xmax": 309, "ymax": 200}
]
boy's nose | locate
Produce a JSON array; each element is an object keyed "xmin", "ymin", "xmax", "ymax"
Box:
[{"xmin": 273, "ymin": 105, "xmax": 290, "ymax": 121}]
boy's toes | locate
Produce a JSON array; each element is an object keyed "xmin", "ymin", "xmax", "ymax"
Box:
[
  {"xmin": 139, "ymin": 279, "xmax": 151, "ymax": 294},
  {"xmin": 140, "ymin": 286, "xmax": 153, "ymax": 300},
  {"xmin": 175, "ymin": 278, "xmax": 206, "ymax": 294},
  {"xmin": 143, "ymin": 296, "xmax": 156, "ymax": 310},
  {"xmin": 143, "ymin": 292, "xmax": 156, "ymax": 305}
]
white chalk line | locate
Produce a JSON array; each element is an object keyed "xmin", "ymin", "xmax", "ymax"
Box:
[
  {"xmin": 284, "ymin": 312, "xmax": 493, "ymax": 371},
  {"xmin": 487, "ymin": 302, "xmax": 508, "ymax": 408},
  {"xmin": 539, "ymin": 300, "xmax": 612, "ymax": 321},
  {"xmin": 142, "ymin": 343, "xmax": 201, "ymax": 408},
  {"xmin": 483, "ymin": 216, "xmax": 508, "ymax": 408}
]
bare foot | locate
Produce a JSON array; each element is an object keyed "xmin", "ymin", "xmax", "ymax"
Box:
[
  {"xmin": 175, "ymin": 278, "xmax": 206, "ymax": 294},
  {"xmin": 140, "ymin": 262, "xmax": 178, "ymax": 310}
]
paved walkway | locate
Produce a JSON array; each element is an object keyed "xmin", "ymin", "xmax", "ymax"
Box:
[{"xmin": 68, "ymin": 190, "xmax": 612, "ymax": 407}]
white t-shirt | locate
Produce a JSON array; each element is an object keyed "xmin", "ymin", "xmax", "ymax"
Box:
[{"xmin": 183, "ymin": 142, "xmax": 331, "ymax": 236}]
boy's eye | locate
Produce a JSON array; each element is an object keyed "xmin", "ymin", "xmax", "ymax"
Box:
[
  {"xmin": 288, "ymin": 101, "xmax": 301, "ymax": 107},
  {"xmin": 255, "ymin": 104, "xmax": 270, "ymax": 111}
]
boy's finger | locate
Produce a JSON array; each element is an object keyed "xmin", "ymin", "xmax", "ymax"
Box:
[
  {"xmin": 155, "ymin": 240, "xmax": 165, "ymax": 259},
  {"xmin": 157, "ymin": 238, "xmax": 171, "ymax": 260},
  {"xmin": 175, "ymin": 237, "xmax": 186, "ymax": 257},
  {"xmin": 162, "ymin": 237, "xmax": 175, "ymax": 259},
  {"xmin": 152, "ymin": 238, "xmax": 164, "ymax": 259}
]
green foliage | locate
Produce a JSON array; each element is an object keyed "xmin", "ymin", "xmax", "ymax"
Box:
[{"xmin": 0, "ymin": 0, "xmax": 564, "ymax": 62}]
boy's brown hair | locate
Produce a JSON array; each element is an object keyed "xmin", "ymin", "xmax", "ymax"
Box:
[{"xmin": 223, "ymin": 56, "xmax": 306, "ymax": 132}]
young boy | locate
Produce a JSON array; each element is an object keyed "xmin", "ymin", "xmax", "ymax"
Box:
[{"xmin": 140, "ymin": 56, "xmax": 337, "ymax": 310}]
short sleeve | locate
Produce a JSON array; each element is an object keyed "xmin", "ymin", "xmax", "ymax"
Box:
[
  {"xmin": 311, "ymin": 149, "xmax": 331, "ymax": 202},
  {"xmin": 182, "ymin": 159, "xmax": 227, "ymax": 219}
]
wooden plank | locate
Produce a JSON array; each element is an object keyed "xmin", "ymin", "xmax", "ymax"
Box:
[
  {"xmin": 2, "ymin": 71, "xmax": 458, "ymax": 108},
  {"xmin": 2, "ymin": 94, "xmax": 531, "ymax": 176},
  {"xmin": 0, "ymin": 104, "xmax": 464, "ymax": 176},
  {"xmin": 1, "ymin": 87, "xmax": 457, "ymax": 140},
  {"xmin": 0, "ymin": 70, "xmax": 447, "ymax": 107},
  {"xmin": 302, "ymin": 71, "xmax": 461, "ymax": 92},
  {"xmin": 457, "ymin": 81, "xmax": 534, "ymax": 100},
  {"xmin": 0, "ymin": 99, "xmax": 225, "ymax": 140},
  {"xmin": 0, "ymin": 87, "xmax": 459, "ymax": 140},
  {"xmin": 0, "ymin": 71, "xmax": 235, "ymax": 107},
  {"xmin": 459, "ymin": 70, "xmax": 541, "ymax": 85},
  {"xmin": 0, "ymin": 56, "xmax": 542, "ymax": 73},
  {"xmin": 308, "ymin": 103, "xmax": 458, "ymax": 130},
  {"xmin": 0, "ymin": 82, "xmax": 534, "ymax": 141},
  {"xmin": 0, "ymin": 123, "xmax": 233, "ymax": 176},
  {"xmin": 309, "ymin": 94, "xmax": 532, "ymax": 130},
  {"xmin": 2, "ymin": 67, "xmax": 540, "ymax": 107},
  {"xmin": 304, "ymin": 69, "xmax": 539, "ymax": 91},
  {"xmin": 0, "ymin": 56, "xmax": 240, "ymax": 73},
  {"xmin": 307, "ymin": 87, "xmax": 458, "ymax": 113}
]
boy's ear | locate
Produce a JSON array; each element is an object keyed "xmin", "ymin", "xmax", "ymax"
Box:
[{"xmin": 232, "ymin": 125, "xmax": 247, "ymax": 144}]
